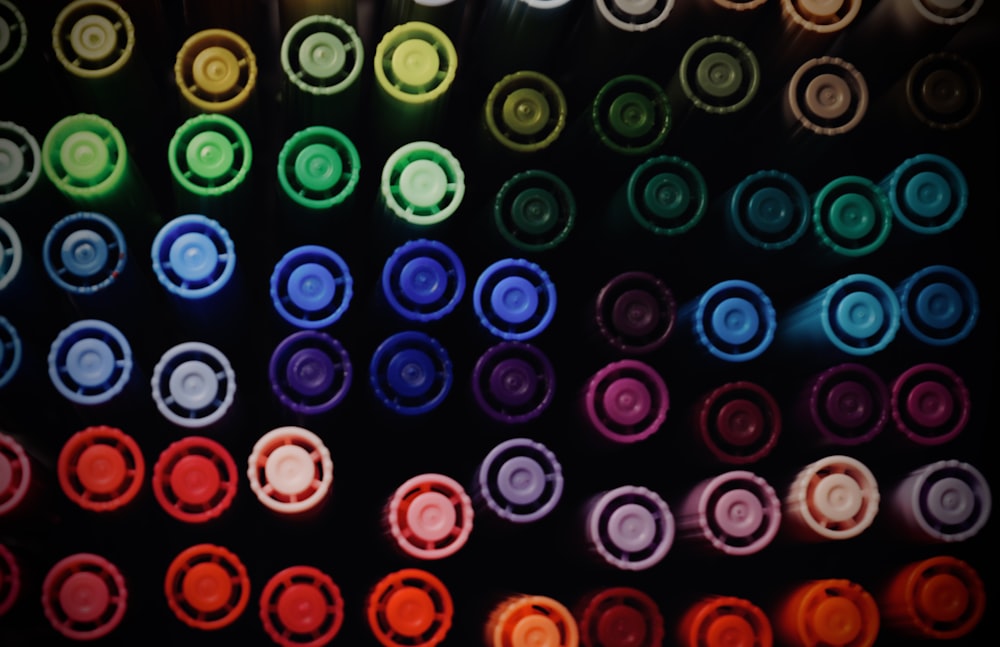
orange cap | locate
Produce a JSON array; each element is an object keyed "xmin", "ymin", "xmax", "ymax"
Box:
[
  {"xmin": 487, "ymin": 594, "xmax": 580, "ymax": 647},
  {"xmin": 679, "ymin": 595, "xmax": 772, "ymax": 647},
  {"xmin": 260, "ymin": 565, "xmax": 344, "ymax": 647},
  {"xmin": 578, "ymin": 586, "xmax": 664, "ymax": 647},
  {"xmin": 58, "ymin": 425, "xmax": 144, "ymax": 512},
  {"xmin": 367, "ymin": 568, "xmax": 453, "ymax": 647},
  {"xmin": 165, "ymin": 543, "xmax": 250, "ymax": 630},
  {"xmin": 777, "ymin": 579, "xmax": 879, "ymax": 647},
  {"xmin": 881, "ymin": 556, "xmax": 984, "ymax": 640}
]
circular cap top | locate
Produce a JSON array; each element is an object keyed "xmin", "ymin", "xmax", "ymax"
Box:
[
  {"xmin": 169, "ymin": 454, "xmax": 221, "ymax": 506},
  {"xmin": 828, "ymin": 193, "xmax": 877, "ymax": 240},
  {"xmin": 925, "ymin": 477, "xmax": 974, "ymax": 526},
  {"xmin": 608, "ymin": 91, "xmax": 655, "ymax": 138},
  {"xmin": 263, "ymin": 444, "xmax": 315, "ymax": 496},
  {"xmin": 713, "ymin": 488, "xmax": 765, "ymax": 539},
  {"xmin": 607, "ymin": 502, "xmax": 657, "ymax": 553},
  {"xmin": 192, "ymin": 46, "xmax": 240, "ymax": 95},
  {"xmin": 602, "ymin": 377, "xmax": 652, "ymax": 427},
  {"xmin": 183, "ymin": 561, "xmax": 232, "ymax": 613},
  {"xmin": 398, "ymin": 159, "xmax": 448, "ymax": 208},
  {"xmin": 0, "ymin": 2, "xmax": 27, "ymax": 72},
  {"xmin": 488, "ymin": 357, "xmax": 539, "ymax": 408},
  {"xmin": 293, "ymin": 142, "xmax": 343, "ymax": 193},
  {"xmin": 185, "ymin": 130, "xmax": 235, "ymax": 180},
  {"xmin": 64, "ymin": 337, "xmax": 115, "ymax": 387},
  {"xmin": 386, "ymin": 347, "xmax": 435, "ymax": 398},
  {"xmin": 0, "ymin": 433, "xmax": 29, "ymax": 514},
  {"xmin": 287, "ymin": 262, "xmax": 337, "ymax": 312},
  {"xmin": 503, "ymin": 88, "xmax": 551, "ymax": 136},
  {"xmin": 490, "ymin": 276, "xmax": 540, "ymax": 325},
  {"xmin": 75, "ymin": 444, "xmax": 127, "ymax": 495},
  {"xmin": 919, "ymin": 67, "xmax": 971, "ymax": 117},
  {"xmin": 511, "ymin": 187, "xmax": 559, "ymax": 235},
  {"xmin": 903, "ymin": 170, "xmax": 951, "ymax": 219},
  {"xmin": 805, "ymin": 73, "xmax": 851, "ymax": 120},
  {"xmin": 705, "ymin": 613, "xmax": 756, "ymax": 647},
  {"xmin": 167, "ymin": 231, "xmax": 218, "ymax": 283},
  {"xmin": 612, "ymin": 288, "xmax": 659, "ymax": 337},
  {"xmin": 0, "ymin": 129, "xmax": 28, "ymax": 188},
  {"xmin": 495, "ymin": 455, "xmax": 547, "ymax": 506},
  {"xmin": 59, "ymin": 571, "xmax": 110, "ymax": 623},
  {"xmin": 390, "ymin": 38, "xmax": 439, "ymax": 91},
  {"xmin": 276, "ymin": 583, "xmax": 328, "ymax": 634},
  {"xmin": 405, "ymin": 490, "xmax": 457, "ymax": 543},
  {"xmin": 59, "ymin": 131, "xmax": 110, "ymax": 182},
  {"xmin": 812, "ymin": 472, "xmax": 863, "ymax": 522},
  {"xmin": 298, "ymin": 30, "xmax": 347, "ymax": 80},
  {"xmin": 168, "ymin": 359, "xmax": 220, "ymax": 412},
  {"xmin": 916, "ymin": 573, "xmax": 969, "ymax": 623},
  {"xmin": 914, "ymin": 281, "xmax": 963, "ymax": 330},
  {"xmin": 716, "ymin": 399, "xmax": 765, "ymax": 446},
  {"xmin": 385, "ymin": 586, "xmax": 436, "ymax": 636},
  {"xmin": 696, "ymin": 51, "xmax": 744, "ymax": 99},
  {"xmin": 596, "ymin": 604, "xmax": 648, "ymax": 647},
  {"xmin": 905, "ymin": 380, "xmax": 954, "ymax": 428},
  {"xmin": 68, "ymin": 14, "xmax": 117, "ymax": 63},
  {"xmin": 811, "ymin": 596, "xmax": 862, "ymax": 646},
  {"xmin": 825, "ymin": 381, "xmax": 874, "ymax": 429},
  {"xmin": 286, "ymin": 347, "xmax": 336, "ymax": 397},
  {"xmin": 511, "ymin": 613, "xmax": 562, "ymax": 647},
  {"xmin": 643, "ymin": 172, "xmax": 690, "ymax": 220},
  {"xmin": 710, "ymin": 297, "xmax": 760, "ymax": 346},
  {"xmin": 834, "ymin": 291, "xmax": 885, "ymax": 339},
  {"xmin": 60, "ymin": 228, "xmax": 109, "ymax": 278},
  {"xmin": 747, "ymin": 187, "xmax": 795, "ymax": 234}
]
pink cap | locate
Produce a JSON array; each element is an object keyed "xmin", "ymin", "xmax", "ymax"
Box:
[
  {"xmin": 680, "ymin": 470, "xmax": 781, "ymax": 555},
  {"xmin": 583, "ymin": 360, "xmax": 669, "ymax": 444},
  {"xmin": 0, "ymin": 432, "xmax": 31, "ymax": 517},
  {"xmin": 248, "ymin": 426, "xmax": 334, "ymax": 515},
  {"xmin": 386, "ymin": 473, "xmax": 473, "ymax": 559},
  {"xmin": 260, "ymin": 565, "xmax": 344, "ymax": 647},
  {"xmin": 42, "ymin": 553, "xmax": 127, "ymax": 641}
]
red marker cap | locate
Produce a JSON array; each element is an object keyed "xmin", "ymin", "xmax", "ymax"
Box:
[
  {"xmin": 0, "ymin": 432, "xmax": 31, "ymax": 517},
  {"xmin": 58, "ymin": 425, "xmax": 144, "ymax": 512},
  {"xmin": 260, "ymin": 565, "xmax": 345, "ymax": 647},
  {"xmin": 386, "ymin": 473, "xmax": 473, "ymax": 559},
  {"xmin": 153, "ymin": 436, "xmax": 238, "ymax": 523},
  {"xmin": 165, "ymin": 543, "xmax": 250, "ymax": 630},
  {"xmin": 0, "ymin": 544, "xmax": 20, "ymax": 616},
  {"xmin": 881, "ymin": 555, "xmax": 984, "ymax": 640},
  {"xmin": 487, "ymin": 594, "xmax": 580, "ymax": 647},
  {"xmin": 42, "ymin": 553, "xmax": 127, "ymax": 641},
  {"xmin": 777, "ymin": 579, "xmax": 879, "ymax": 647},
  {"xmin": 578, "ymin": 586, "xmax": 665, "ymax": 647},
  {"xmin": 367, "ymin": 568, "xmax": 453, "ymax": 647},
  {"xmin": 678, "ymin": 595, "xmax": 773, "ymax": 647}
]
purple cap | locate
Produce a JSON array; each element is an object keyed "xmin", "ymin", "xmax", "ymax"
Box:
[
  {"xmin": 891, "ymin": 363, "xmax": 970, "ymax": 445},
  {"xmin": 679, "ymin": 470, "xmax": 781, "ymax": 556},
  {"xmin": 583, "ymin": 360, "xmax": 668, "ymax": 444},
  {"xmin": 268, "ymin": 331, "xmax": 352, "ymax": 416},
  {"xmin": 594, "ymin": 271, "xmax": 676, "ymax": 354},
  {"xmin": 695, "ymin": 381, "xmax": 780, "ymax": 464},
  {"xmin": 475, "ymin": 438, "xmax": 563, "ymax": 523},
  {"xmin": 805, "ymin": 363, "xmax": 889, "ymax": 445},
  {"xmin": 891, "ymin": 460, "xmax": 991, "ymax": 543},
  {"xmin": 585, "ymin": 485, "xmax": 674, "ymax": 571},
  {"xmin": 471, "ymin": 342, "xmax": 555, "ymax": 424}
]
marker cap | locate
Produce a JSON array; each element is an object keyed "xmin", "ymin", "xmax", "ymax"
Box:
[
  {"xmin": 781, "ymin": 0, "xmax": 862, "ymax": 33},
  {"xmin": 476, "ymin": 438, "xmax": 563, "ymax": 523},
  {"xmin": 584, "ymin": 359, "xmax": 668, "ymax": 443},
  {"xmin": 678, "ymin": 35, "xmax": 760, "ymax": 114},
  {"xmin": 678, "ymin": 596, "xmax": 772, "ymax": 647},
  {"xmin": 0, "ymin": 316, "xmax": 20, "ymax": 390},
  {"xmin": 882, "ymin": 556, "xmax": 984, "ymax": 640},
  {"xmin": 0, "ymin": 543, "xmax": 19, "ymax": 615},
  {"xmin": 43, "ymin": 211, "xmax": 127, "ymax": 295},
  {"xmin": 58, "ymin": 425, "xmax": 144, "ymax": 512},
  {"xmin": 165, "ymin": 543, "xmax": 250, "ymax": 630},
  {"xmin": 817, "ymin": 274, "xmax": 900, "ymax": 355},
  {"xmin": 152, "ymin": 436, "xmax": 238, "ymax": 523},
  {"xmin": 260, "ymin": 565, "xmax": 344, "ymax": 647},
  {"xmin": 692, "ymin": 279, "xmax": 776, "ymax": 361},
  {"xmin": 281, "ymin": 15, "xmax": 363, "ymax": 96},
  {"xmin": 910, "ymin": 0, "xmax": 982, "ymax": 25},
  {"xmin": 52, "ymin": 0, "xmax": 135, "ymax": 79},
  {"xmin": 0, "ymin": 432, "xmax": 30, "ymax": 516},
  {"xmin": 174, "ymin": 29, "xmax": 258, "ymax": 113},
  {"xmin": 0, "ymin": 121, "xmax": 41, "ymax": 204},
  {"xmin": 386, "ymin": 473, "xmax": 473, "ymax": 559},
  {"xmin": 595, "ymin": 0, "xmax": 675, "ymax": 32},
  {"xmin": 890, "ymin": 363, "xmax": 969, "ymax": 445},
  {"xmin": 578, "ymin": 586, "xmax": 665, "ymax": 647},
  {"xmin": 485, "ymin": 71, "xmax": 567, "ymax": 153},
  {"xmin": 726, "ymin": 170, "xmax": 811, "ymax": 250},
  {"xmin": 367, "ymin": 568, "xmax": 453, "ymax": 647},
  {"xmin": 592, "ymin": 75, "xmax": 671, "ymax": 155},
  {"xmin": 595, "ymin": 271, "xmax": 676, "ymax": 354},
  {"xmin": 42, "ymin": 553, "xmax": 127, "ymax": 640},
  {"xmin": 381, "ymin": 141, "xmax": 464, "ymax": 225},
  {"xmin": 270, "ymin": 245, "xmax": 353, "ymax": 329},
  {"xmin": 472, "ymin": 341, "xmax": 555, "ymax": 423},
  {"xmin": 778, "ymin": 579, "xmax": 878, "ymax": 647},
  {"xmin": 487, "ymin": 594, "xmax": 579, "ymax": 647},
  {"xmin": 813, "ymin": 176, "xmax": 892, "ymax": 257},
  {"xmin": 892, "ymin": 459, "xmax": 990, "ymax": 542},
  {"xmin": 278, "ymin": 126, "xmax": 360, "ymax": 210},
  {"xmin": 494, "ymin": 170, "xmax": 576, "ymax": 251},
  {"xmin": 0, "ymin": 217, "xmax": 22, "ymax": 293},
  {"xmin": 42, "ymin": 113, "xmax": 128, "ymax": 200},
  {"xmin": 473, "ymin": 258, "xmax": 557, "ymax": 341},
  {"xmin": 48, "ymin": 319, "xmax": 133, "ymax": 405},
  {"xmin": 370, "ymin": 330, "xmax": 452, "ymax": 415},
  {"xmin": 169, "ymin": 113, "xmax": 252, "ymax": 198},
  {"xmin": 787, "ymin": 57, "xmax": 868, "ymax": 135},
  {"xmin": 785, "ymin": 454, "xmax": 879, "ymax": 540},
  {"xmin": 625, "ymin": 155, "xmax": 707, "ymax": 235},
  {"xmin": 697, "ymin": 381, "xmax": 781, "ymax": 464},
  {"xmin": 382, "ymin": 239, "xmax": 465, "ymax": 321},
  {"xmin": 897, "ymin": 265, "xmax": 977, "ymax": 345},
  {"xmin": 0, "ymin": 0, "xmax": 26, "ymax": 73},
  {"xmin": 269, "ymin": 330, "xmax": 352, "ymax": 416},
  {"xmin": 682, "ymin": 470, "xmax": 781, "ymax": 555},
  {"xmin": 805, "ymin": 363, "xmax": 889, "ymax": 445},
  {"xmin": 374, "ymin": 21, "xmax": 456, "ymax": 103},
  {"xmin": 151, "ymin": 214, "xmax": 236, "ymax": 300},
  {"xmin": 885, "ymin": 154, "xmax": 968, "ymax": 234},
  {"xmin": 586, "ymin": 485, "xmax": 674, "ymax": 571},
  {"xmin": 247, "ymin": 426, "xmax": 334, "ymax": 515},
  {"xmin": 151, "ymin": 341, "xmax": 236, "ymax": 429},
  {"xmin": 906, "ymin": 53, "xmax": 981, "ymax": 130}
]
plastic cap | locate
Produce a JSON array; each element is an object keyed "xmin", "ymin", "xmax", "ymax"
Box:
[
  {"xmin": 375, "ymin": 21, "xmax": 456, "ymax": 102},
  {"xmin": 883, "ymin": 556, "xmax": 984, "ymax": 640},
  {"xmin": 780, "ymin": 579, "xmax": 878, "ymax": 647},
  {"xmin": 689, "ymin": 471, "xmax": 781, "ymax": 555},
  {"xmin": 911, "ymin": 0, "xmax": 982, "ymax": 24},
  {"xmin": 579, "ymin": 587, "xmax": 665, "ymax": 647},
  {"xmin": 813, "ymin": 176, "xmax": 891, "ymax": 257},
  {"xmin": 386, "ymin": 473, "xmax": 473, "ymax": 559},
  {"xmin": 626, "ymin": 155, "xmax": 706, "ymax": 235},
  {"xmin": 58, "ymin": 425, "xmax": 144, "ymax": 512},
  {"xmin": 42, "ymin": 114, "xmax": 127, "ymax": 197},
  {"xmin": 153, "ymin": 436, "xmax": 238, "ymax": 523},
  {"xmin": 679, "ymin": 596, "xmax": 772, "ymax": 647},
  {"xmin": 53, "ymin": 0, "xmax": 135, "ymax": 78},
  {"xmin": 165, "ymin": 544, "xmax": 250, "ymax": 630},
  {"xmin": 0, "ymin": 217, "xmax": 23, "ymax": 293},
  {"xmin": 151, "ymin": 214, "xmax": 236, "ymax": 299},
  {"xmin": 270, "ymin": 245, "xmax": 353, "ymax": 328},
  {"xmin": 693, "ymin": 280, "xmax": 776, "ymax": 362},
  {"xmin": 807, "ymin": 363, "xmax": 889, "ymax": 445},
  {"xmin": 782, "ymin": 0, "xmax": 862, "ymax": 32},
  {"xmin": 891, "ymin": 363, "xmax": 969, "ymax": 445},
  {"xmin": 278, "ymin": 126, "xmax": 360, "ymax": 209},
  {"xmin": 679, "ymin": 36, "xmax": 759, "ymax": 113},
  {"xmin": 175, "ymin": 29, "xmax": 258, "ymax": 113},
  {"xmin": 488, "ymin": 594, "xmax": 579, "ymax": 647},
  {"xmin": 367, "ymin": 568, "xmax": 453, "ymax": 647},
  {"xmin": 886, "ymin": 154, "xmax": 968, "ymax": 234},
  {"xmin": 48, "ymin": 319, "xmax": 133, "ymax": 405},
  {"xmin": 381, "ymin": 141, "xmax": 464, "ymax": 225},
  {"xmin": 169, "ymin": 114, "xmax": 252, "ymax": 197},
  {"xmin": 370, "ymin": 331, "xmax": 452, "ymax": 415},
  {"xmin": 282, "ymin": 15, "xmax": 363, "ymax": 94},
  {"xmin": 787, "ymin": 57, "xmax": 867, "ymax": 135},
  {"xmin": 0, "ymin": 432, "xmax": 30, "ymax": 516},
  {"xmin": 494, "ymin": 170, "xmax": 576, "ymax": 251},
  {"xmin": 269, "ymin": 330, "xmax": 352, "ymax": 416},
  {"xmin": 248, "ymin": 426, "xmax": 333, "ymax": 515},
  {"xmin": 595, "ymin": 272, "xmax": 676, "ymax": 354},
  {"xmin": 260, "ymin": 566, "xmax": 344, "ymax": 646},
  {"xmin": 786, "ymin": 455, "xmax": 879, "ymax": 540},
  {"xmin": 0, "ymin": 1, "xmax": 27, "ymax": 73},
  {"xmin": 485, "ymin": 71, "xmax": 567, "ymax": 153},
  {"xmin": 0, "ymin": 543, "xmax": 19, "ymax": 616},
  {"xmin": 727, "ymin": 170, "xmax": 811, "ymax": 250},
  {"xmin": 586, "ymin": 485, "xmax": 674, "ymax": 570},
  {"xmin": 898, "ymin": 459, "xmax": 990, "ymax": 542},
  {"xmin": 906, "ymin": 53, "xmax": 981, "ymax": 129},
  {"xmin": 584, "ymin": 360, "xmax": 668, "ymax": 443},
  {"xmin": 151, "ymin": 341, "xmax": 236, "ymax": 429},
  {"xmin": 0, "ymin": 121, "xmax": 41, "ymax": 203},
  {"xmin": 472, "ymin": 342, "xmax": 555, "ymax": 423},
  {"xmin": 477, "ymin": 438, "xmax": 563, "ymax": 523},
  {"xmin": 382, "ymin": 239, "xmax": 465, "ymax": 321},
  {"xmin": 698, "ymin": 381, "xmax": 781, "ymax": 464},
  {"xmin": 0, "ymin": 316, "xmax": 21, "ymax": 390},
  {"xmin": 820, "ymin": 274, "xmax": 900, "ymax": 355},
  {"xmin": 43, "ymin": 553, "xmax": 127, "ymax": 640},
  {"xmin": 43, "ymin": 212, "xmax": 127, "ymax": 294},
  {"xmin": 473, "ymin": 258, "xmax": 557, "ymax": 341}
]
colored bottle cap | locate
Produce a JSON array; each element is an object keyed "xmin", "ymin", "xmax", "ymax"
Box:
[
  {"xmin": 584, "ymin": 359, "xmax": 668, "ymax": 443},
  {"xmin": 151, "ymin": 341, "xmax": 236, "ymax": 428},
  {"xmin": 885, "ymin": 154, "xmax": 968, "ymax": 234},
  {"xmin": 0, "ymin": 543, "xmax": 19, "ymax": 615},
  {"xmin": 910, "ymin": 0, "xmax": 982, "ymax": 24},
  {"xmin": 806, "ymin": 363, "xmax": 889, "ymax": 445},
  {"xmin": 485, "ymin": 71, "xmax": 567, "ymax": 153},
  {"xmin": 386, "ymin": 473, "xmax": 473, "ymax": 559},
  {"xmin": 175, "ymin": 29, "xmax": 258, "ymax": 113},
  {"xmin": 0, "ymin": 432, "xmax": 30, "ymax": 516},
  {"xmin": 152, "ymin": 436, "xmax": 238, "ymax": 523},
  {"xmin": 151, "ymin": 214, "xmax": 236, "ymax": 300},
  {"xmin": 0, "ymin": 316, "xmax": 21, "ymax": 389},
  {"xmin": 381, "ymin": 141, "xmax": 464, "ymax": 226},
  {"xmin": 697, "ymin": 381, "xmax": 781, "ymax": 463},
  {"xmin": 165, "ymin": 543, "xmax": 250, "ymax": 630},
  {"xmin": 281, "ymin": 15, "xmax": 363, "ymax": 95},
  {"xmin": 270, "ymin": 245, "xmax": 353, "ymax": 329},
  {"xmin": 42, "ymin": 113, "xmax": 128, "ymax": 199},
  {"xmin": 367, "ymin": 568, "xmax": 453, "ymax": 647},
  {"xmin": 52, "ymin": 0, "xmax": 134, "ymax": 79},
  {"xmin": 781, "ymin": 579, "xmax": 878, "ymax": 647},
  {"xmin": 781, "ymin": 0, "xmax": 861, "ymax": 33},
  {"xmin": 883, "ymin": 556, "xmax": 984, "ymax": 640},
  {"xmin": 0, "ymin": 0, "xmax": 27, "ymax": 73},
  {"xmin": 48, "ymin": 319, "xmax": 132, "ymax": 405},
  {"xmin": 477, "ymin": 438, "xmax": 563, "ymax": 523},
  {"xmin": 278, "ymin": 126, "xmax": 360, "ymax": 210},
  {"xmin": 625, "ymin": 155, "xmax": 707, "ymax": 235},
  {"xmin": 58, "ymin": 425, "xmax": 144, "ymax": 512},
  {"xmin": 817, "ymin": 274, "xmax": 900, "ymax": 355},
  {"xmin": 727, "ymin": 169, "xmax": 811, "ymax": 250},
  {"xmin": 906, "ymin": 53, "xmax": 981, "ymax": 130},
  {"xmin": 891, "ymin": 363, "xmax": 969, "ymax": 445},
  {"xmin": 678, "ymin": 35, "xmax": 759, "ymax": 113},
  {"xmin": 382, "ymin": 239, "xmax": 465, "ymax": 321},
  {"xmin": 895, "ymin": 459, "xmax": 990, "ymax": 542},
  {"xmin": 0, "ymin": 216, "xmax": 22, "ymax": 293},
  {"xmin": 813, "ymin": 176, "xmax": 891, "ymax": 257},
  {"xmin": 0, "ymin": 121, "xmax": 41, "ymax": 204},
  {"xmin": 43, "ymin": 211, "xmax": 126, "ymax": 294},
  {"xmin": 786, "ymin": 454, "xmax": 879, "ymax": 540},
  {"xmin": 595, "ymin": 271, "xmax": 676, "ymax": 354},
  {"xmin": 247, "ymin": 426, "xmax": 334, "ymax": 515},
  {"xmin": 370, "ymin": 330, "xmax": 452, "ymax": 415},
  {"xmin": 684, "ymin": 470, "xmax": 781, "ymax": 555},
  {"xmin": 375, "ymin": 21, "xmax": 456, "ymax": 103},
  {"xmin": 473, "ymin": 258, "xmax": 557, "ymax": 341},
  {"xmin": 595, "ymin": 0, "xmax": 674, "ymax": 31},
  {"xmin": 692, "ymin": 279, "xmax": 776, "ymax": 361},
  {"xmin": 586, "ymin": 485, "xmax": 674, "ymax": 571},
  {"xmin": 488, "ymin": 594, "xmax": 579, "ymax": 647},
  {"xmin": 679, "ymin": 596, "xmax": 772, "ymax": 647},
  {"xmin": 592, "ymin": 75, "xmax": 671, "ymax": 155},
  {"xmin": 787, "ymin": 57, "xmax": 868, "ymax": 135},
  {"xmin": 169, "ymin": 113, "xmax": 252, "ymax": 198},
  {"xmin": 472, "ymin": 341, "xmax": 555, "ymax": 423},
  {"xmin": 494, "ymin": 170, "xmax": 576, "ymax": 251},
  {"xmin": 42, "ymin": 553, "xmax": 127, "ymax": 641},
  {"xmin": 269, "ymin": 330, "xmax": 352, "ymax": 416},
  {"xmin": 261, "ymin": 565, "xmax": 345, "ymax": 647},
  {"xmin": 897, "ymin": 265, "xmax": 978, "ymax": 345},
  {"xmin": 579, "ymin": 586, "xmax": 665, "ymax": 647}
]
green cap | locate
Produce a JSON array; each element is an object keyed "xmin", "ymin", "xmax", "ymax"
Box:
[
  {"xmin": 52, "ymin": 0, "xmax": 135, "ymax": 79},
  {"xmin": 374, "ymin": 21, "xmax": 456, "ymax": 105},
  {"xmin": 626, "ymin": 155, "xmax": 707, "ymax": 236},
  {"xmin": 0, "ymin": 121, "xmax": 41, "ymax": 204},
  {"xmin": 593, "ymin": 75, "xmax": 671, "ymax": 155},
  {"xmin": 281, "ymin": 14, "xmax": 363, "ymax": 95},
  {"xmin": 494, "ymin": 169, "xmax": 576, "ymax": 251},
  {"xmin": 278, "ymin": 126, "xmax": 360, "ymax": 210},
  {"xmin": 679, "ymin": 35, "xmax": 760, "ymax": 114},
  {"xmin": 485, "ymin": 71, "xmax": 567, "ymax": 153},
  {"xmin": 0, "ymin": 0, "xmax": 27, "ymax": 73},
  {"xmin": 42, "ymin": 113, "xmax": 128, "ymax": 200},
  {"xmin": 169, "ymin": 113, "xmax": 252, "ymax": 198},
  {"xmin": 381, "ymin": 140, "xmax": 464, "ymax": 225},
  {"xmin": 814, "ymin": 176, "xmax": 892, "ymax": 257}
]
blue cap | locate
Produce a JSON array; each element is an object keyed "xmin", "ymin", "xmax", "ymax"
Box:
[
  {"xmin": 727, "ymin": 170, "xmax": 810, "ymax": 250},
  {"xmin": 381, "ymin": 239, "xmax": 465, "ymax": 322},
  {"xmin": 270, "ymin": 245, "xmax": 353, "ymax": 328},
  {"xmin": 151, "ymin": 341, "xmax": 236, "ymax": 428},
  {"xmin": 884, "ymin": 154, "xmax": 967, "ymax": 234},
  {"xmin": 47, "ymin": 319, "xmax": 133, "ymax": 405},
  {"xmin": 898, "ymin": 265, "xmax": 978, "ymax": 346},
  {"xmin": 151, "ymin": 214, "xmax": 236, "ymax": 300},
  {"xmin": 0, "ymin": 316, "xmax": 22, "ymax": 389},
  {"xmin": 43, "ymin": 212, "xmax": 126, "ymax": 294},
  {"xmin": 0, "ymin": 216, "xmax": 22, "ymax": 293},
  {"xmin": 473, "ymin": 258, "xmax": 556, "ymax": 341},
  {"xmin": 692, "ymin": 280, "xmax": 776, "ymax": 362},
  {"xmin": 370, "ymin": 330, "xmax": 451, "ymax": 415},
  {"xmin": 821, "ymin": 274, "xmax": 900, "ymax": 355}
]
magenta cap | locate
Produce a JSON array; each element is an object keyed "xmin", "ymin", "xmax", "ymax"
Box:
[
  {"xmin": 891, "ymin": 363, "xmax": 970, "ymax": 445},
  {"xmin": 805, "ymin": 363, "xmax": 889, "ymax": 445},
  {"xmin": 583, "ymin": 359, "xmax": 669, "ymax": 444}
]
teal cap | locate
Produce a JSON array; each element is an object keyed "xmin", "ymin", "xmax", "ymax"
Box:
[
  {"xmin": 494, "ymin": 169, "xmax": 575, "ymax": 251},
  {"xmin": 626, "ymin": 155, "xmax": 707, "ymax": 235},
  {"xmin": 814, "ymin": 176, "xmax": 892, "ymax": 257}
]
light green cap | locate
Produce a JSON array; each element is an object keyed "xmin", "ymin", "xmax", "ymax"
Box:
[
  {"xmin": 42, "ymin": 113, "xmax": 128, "ymax": 199},
  {"xmin": 169, "ymin": 113, "xmax": 252, "ymax": 198},
  {"xmin": 485, "ymin": 71, "xmax": 567, "ymax": 153},
  {"xmin": 381, "ymin": 140, "xmax": 464, "ymax": 225},
  {"xmin": 281, "ymin": 14, "xmax": 363, "ymax": 95}
]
